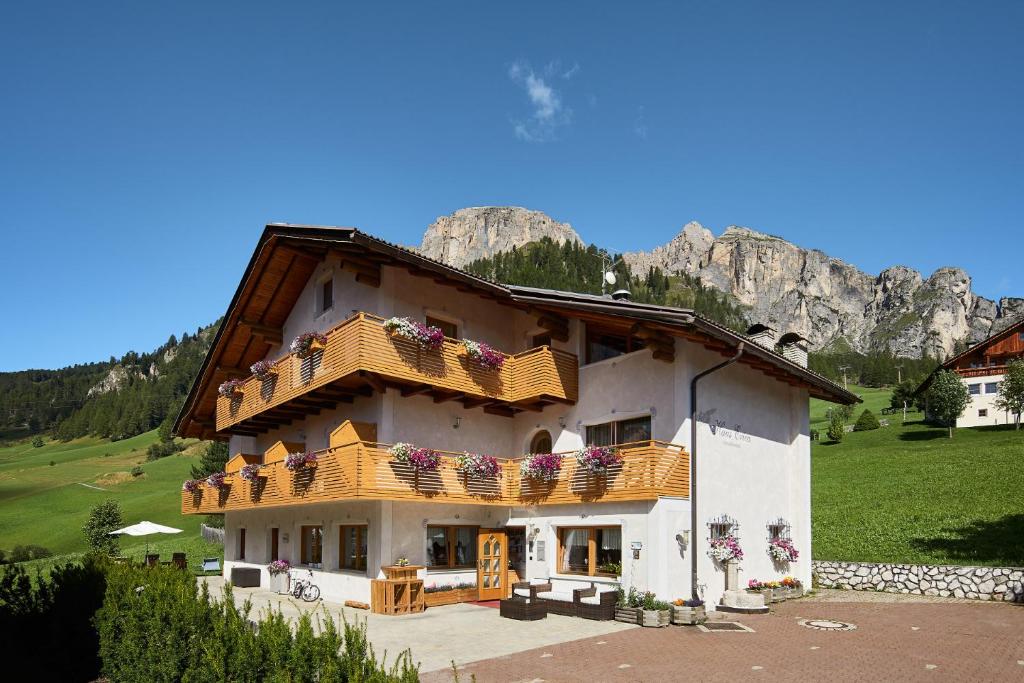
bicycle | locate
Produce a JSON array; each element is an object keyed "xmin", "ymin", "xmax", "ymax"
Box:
[{"xmin": 290, "ymin": 568, "xmax": 321, "ymax": 602}]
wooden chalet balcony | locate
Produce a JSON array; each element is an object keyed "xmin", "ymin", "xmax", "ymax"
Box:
[
  {"xmin": 181, "ymin": 440, "xmax": 689, "ymax": 514},
  {"xmin": 215, "ymin": 313, "xmax": 579, "ymax": 435},
  {"xmin": 955, "ymin": 366, "xmax": 1007, "ymax": 378}
]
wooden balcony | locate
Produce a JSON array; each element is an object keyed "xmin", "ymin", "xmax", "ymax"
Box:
[
  {"xmin": 181, "ymin": 440, "xmax": 689, "ymax": 514},
  {"xmin": 955, "ymin": 366, "xmax": 1007, "ymax": 378},
  {"xmin": 215, "ymin": 313, "xmax": 579, "ymax": 435}
]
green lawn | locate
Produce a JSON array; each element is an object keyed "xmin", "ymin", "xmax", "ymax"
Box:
[
  {"xmin": 810, "ymin": 384, "xmax": 898, "ymax": 429},
  {"xmin": 812, "ymin": 419, "xmax": 1024, "ymax": 566},
  {"xmin": 0, "ymin": 431, "xmax": 222, "ymax": 570}
]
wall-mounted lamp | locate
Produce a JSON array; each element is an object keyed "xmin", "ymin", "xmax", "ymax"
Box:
[
  {"xmin": 558, "ymin": 416, "xmax": 567, "ymax": 428},
  {"xmin": 677, "ymin": 530, "xmax": 690, "ymax": 548},
  {"xmin": 452, "ymin": 416, "xmax": 461, "ymax": 429}
]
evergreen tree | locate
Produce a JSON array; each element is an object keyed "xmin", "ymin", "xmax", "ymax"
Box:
[
  {"xmin": 82, "ymin": 500, "xmax": 123, "ymax": 555},
  {"xmin": 853, "ymin": 409, "xmax": 881, "ymax": 431},
  {"xmin": 994, "ymin": 359, "xmax": 1024, "ymax": 430},
  {"xmin": 926, "ymin": 370, "xmax": 972, "ymax": 438},
  {"xmin": 191, "ymin": 441, "xmax": 229, "ymax": 479},
  {"xmin": 827, "ymin": 410, "xmax": 845, "ymax": 443}
]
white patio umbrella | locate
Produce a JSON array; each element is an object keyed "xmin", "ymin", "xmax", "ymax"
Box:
[{"xmin": 108, "ymin": 521, "xmax": 183, "ymax": 561}]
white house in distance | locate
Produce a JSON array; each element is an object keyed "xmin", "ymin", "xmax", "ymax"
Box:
[
  {"xmin": 174, "ymin": 224, "xmax": 856, "ymax": 612},
  {"xmin": 917, "ymin": 317, "xmax": 1024, "ymax": 428}
]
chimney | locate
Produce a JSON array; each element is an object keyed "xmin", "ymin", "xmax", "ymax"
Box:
[
  {"xmin": 745, "ymin": 323, "xmax": 778, "ymax": 350},
  {"xmin": 778, "ymin": 332, "xmax": 809, "ymax": 368},
  {"xmin": 611, "ymin": 289, "xmax": 632, "ymax": 301}
]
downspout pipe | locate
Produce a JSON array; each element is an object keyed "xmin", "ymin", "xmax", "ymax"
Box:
[{"xmin": 689, "ymin": 342, "xmax": 745, "ymax": 601}]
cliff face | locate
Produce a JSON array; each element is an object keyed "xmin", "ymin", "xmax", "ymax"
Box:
[
  {"xmin": 419, "ymin": 207, "xmax": 582, "ymax": 268},
  {"xmin": 418, "ymin": 208, "xmax": 1018, "ymax": 358}
]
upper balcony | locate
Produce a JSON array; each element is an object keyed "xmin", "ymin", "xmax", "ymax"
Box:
[
  {"xmin": 955, "ymin": 365, "xmax": 1007, "ymax": 378},
  {"xmin": 181, "ymin": 439, "xmax": 689, "ymax": 514},
  {"xmin": 215, "ymin": 313, "xmax": 579, "ymax": 435}
]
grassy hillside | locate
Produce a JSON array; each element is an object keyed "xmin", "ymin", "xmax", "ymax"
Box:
[
  {"xmin": 0, "ymin": 430, "xmax": 221, "ymax": 567},
  {"xmin": 812, "ymin": 414, "xmax": 1024, "ymax": 566},
  {"xmin": 810, "ymin": 384, "xmax": 896, "ymax": 429}
]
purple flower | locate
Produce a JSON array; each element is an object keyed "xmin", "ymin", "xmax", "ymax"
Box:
[
  {"xmin": 456, "ymin": 452, "xmax": 501, "ymax": 478},
  {"xmin": 520, "ymin": 453, "xmax": 563, "ymax": 481},
  {"xmin": 383, "ymin": 317, "xmax": 445, "ymax": 351},
  {"xmin": 182, "ymin": 479, "xmax": 202, "ymax": 493},
  {"xmin": 240, "ymin": 463, "xmax": 262, "ymax": 482},
  {"xmin": 285, "ymin": 452, "xmax": 318, "ymax": 471},
  {"xmin": 250, "ymin": 360, "xmax": 275, "ymax": 380},
  {"xmin": 574, "ymin": 446, "xmax": 622, "ymax": 474},
  {"xmin": 290, "ymin": 331, "xmax": 328, "ymax": 358},
  {"xmin": 218, "ymin": 379, "xmax": 245, "ymax": 399},
  {"xmin": 206, "ymin": 472, "xmax": 228, "ymax": 489},
  {"xmin": 462, "ymin": 339, "xmax": 506, "ymax": 371}
]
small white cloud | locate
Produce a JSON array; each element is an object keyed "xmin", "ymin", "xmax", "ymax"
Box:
[
  {"xmin": 508, "ymin": 60, "xmax": 572, "ymax": 142},
  {"xmin": 633, "ymin": 105, "xmax": 647, "ymax": 139},
  {"xmin": 562, "ymin": 62, "xmax": 580, "ymax": 80}
]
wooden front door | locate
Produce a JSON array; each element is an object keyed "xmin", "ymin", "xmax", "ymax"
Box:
[{"xmin": 477, "ymin": 529, "xmax": 508, "ymax": 601}]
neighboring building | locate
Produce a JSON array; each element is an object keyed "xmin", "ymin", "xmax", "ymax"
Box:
[
  {"xmin": 174, "ymin": 224, "xmax": 856, "ymax": 610},
  {"xmin": 916, "ymin": 317, "xmax": 1024, "ymax": 428}
]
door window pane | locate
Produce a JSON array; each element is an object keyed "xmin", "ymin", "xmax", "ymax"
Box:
[
  {"xmin": 453, "ymin": 527, "xmax": 475, "ymax": 567},
  {"xmin": 559, "ymin": 528, "xmax": 590, "ymax": 574},
  {"xmin": 586, "ymin": 423, "xmax": 614, "ymax": 447},
  {"xmin": 426, "ymin": 527, "xmax": 449, "ymax": 567},
  {"xmin": 341, "ymin": 525, "xmax": 367, "ymax": 571},
  {"xmin": 301, "ymin": 526, "xmax": 323, "ymax": 566},
  {"xmin": 595, "ymin": 527, "xmax": 621, "ymax": 575}
]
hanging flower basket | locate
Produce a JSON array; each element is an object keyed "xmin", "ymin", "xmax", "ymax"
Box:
[
  {"xmin": 206, "ymin": 472, "xmax": 229, "ymax": 490},
  {"xmin": 218, "ymin": 379, "xmax": 245, "ymax": 399},
  {"xmin": 382, "ymin": 317, "xmax": 444, "ymax": 351},
  {"xmin": 520, "ymin": 453, "xmax": 563, "ymax": 481},
  {"xmin": 768, "ymin": 537, "xmax": 799, "ymax": 563},
  {"xmin": 461, "ymin": 339, "xmax": 505, "ymax": 370},
  {"xmin": 250, "ymin": 360, "xmax": 276, "ymax": 381},
  {"xmin": 290, "ymin": 331, "xmax": 328, "ymax": 359},
  {"xmin": 573, "ymin": 446, "xmax": 621, "ymax": 474},
  {"xmin": 182, "ymin": 479, "xmax": 202, "ymax": 494},
  {"xmin": 284, "ymin": 452, "xmax": 318, "ymax": 471},
  {"xmin": 389, "ymin": 442, "xmax": 441, "ymax": 472},
  {"xmin": 455, "ymin": 452, "xmax": 501, "ymax": 478},
  {"xmin": 239, "ymin": 463, "xmax": 263, "ymax": 482},
  {"xmin": 707, "ymin": 534, "xmax": 744, "ymax": 563}
]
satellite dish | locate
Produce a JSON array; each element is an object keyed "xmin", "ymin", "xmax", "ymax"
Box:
[{"xmin": 604, "ymin": 271, "xmax": 617, "ymax": 286}]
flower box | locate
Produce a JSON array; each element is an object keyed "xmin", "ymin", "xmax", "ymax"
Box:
[
  {"xmin": 747, "ymin": 587, "xmax": 773, "ymax": 603},
  {"xmin": 671, "ymin": 605, "xmax": 707, "ymax": 625},
  {"xmin": 424, "ymin": 587, "xmax": 477, "ymax": 607},
  {"xmin": 382, "ymin": 317, "xmax": 444, "ymax": 351},
  {"xmin": 614, "ymin": 607, "xmax": 641, "ymax": 624},
  {"xmin": 641, "ymin": 608, "xmax": 671, "ymax": 627},
  {"xmin": 291, "ymin": 331, "xmax": 328, "ymax": 359}
]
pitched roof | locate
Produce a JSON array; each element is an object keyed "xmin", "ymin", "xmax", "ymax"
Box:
[
  {"xmin": 914, "ymin": 315, "xmax": 1024, "ymax": 394},
  {"xmin": 174, "ymin": 224, "xmax": 857, "ymax": 439}
]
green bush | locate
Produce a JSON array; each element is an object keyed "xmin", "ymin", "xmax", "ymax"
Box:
[
  {"xmin": 146, "ymin": 439, "xmax": 185, "ymax": 461},
  {"xmin": 32, "ymin": 436, "xmax": 44, "ymax": 448},
  {"xmin": 827, "ymin": 411, "xmax": 845, "ymax": 443},
  {"xmin": 82, "ymin": 500, "xmax": 123, "ymax": 556},
  {"xmin": 0, "ymin": 555, "xmax": 107, "ymax": 681},
  {"xmin": 96, "ymin": 563, "xmax": 419, "ymax": 682},
  {"xmin": 9, "ymin": 544, "xmax": 52, "ymax": 562},
  {"xmin": 853, "ymin": 409, "xmax": 881, "ymax": 431},
  {"xmin": 130, "ymin": 465, "xmax": 144, "ymax": 477}
]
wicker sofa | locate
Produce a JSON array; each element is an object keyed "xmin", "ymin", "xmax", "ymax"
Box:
[{"xmin": 512, "ymin": 580, "xmax": 617, "ymax": 620}]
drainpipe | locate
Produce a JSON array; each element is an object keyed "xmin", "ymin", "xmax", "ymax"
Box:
[{"xmin": 689, "ymin": 342, "xmax": 745, "ymax": 601}]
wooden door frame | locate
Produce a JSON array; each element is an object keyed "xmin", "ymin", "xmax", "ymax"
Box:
[{"xmin": 476, "ymin": 528, "xmax": 509, "ymax": 601}]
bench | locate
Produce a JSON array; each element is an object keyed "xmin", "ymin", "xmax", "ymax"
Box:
[{"xmin": 513, "ymin": 580, "xmax": 617, "ymax": 620}]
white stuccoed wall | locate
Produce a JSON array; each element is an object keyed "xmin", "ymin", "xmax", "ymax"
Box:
[{"xmin": 956, "ymin": 372, "xmax": 1012, "ymax": 427}]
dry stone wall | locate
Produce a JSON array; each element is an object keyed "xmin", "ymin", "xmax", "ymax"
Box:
[{"xmin": 812, "ymin": 560, "xmax": 1024, "ymax": 602}]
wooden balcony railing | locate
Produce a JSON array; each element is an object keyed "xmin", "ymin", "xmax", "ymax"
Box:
[
  {"xmin": 955, "ymin": 366, "xmax": 1007, "ymax": 378},
  {"xmin": 181, "ymin": 440, "xmax": 689, "ymax": 514},
  {"xmin": 215, "ymin": 313, "xmax": 579, "ymax": 432}
]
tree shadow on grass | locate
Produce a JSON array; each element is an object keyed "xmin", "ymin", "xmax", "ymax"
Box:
[
  {"xmin": 910, "ymin": 514, "xmax": 1024, "ymax": 566},
  {"xmin": 897, "ymin": 428, "xmax": 949, "ymax": 442}
]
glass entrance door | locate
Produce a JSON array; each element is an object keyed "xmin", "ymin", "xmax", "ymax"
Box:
[{"xmin": 477, "ymin": 529, "xmax": 508, "ymax": 601}]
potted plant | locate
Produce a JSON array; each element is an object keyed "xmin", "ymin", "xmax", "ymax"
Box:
[
  {"xmin": 671, "ymin": 597, "xmax": 707, "ymax": 625},
  {"xmin": 455, "ymin": 452, "xmax": 501, "ymax": 479},
  {"xmin": 250, "ymin": 359, "xmax": 275, "ymax": 381},
  {"xmin": 614, "ymin": 586, "xmax": 642, "ymax": 624},
  {"xmin": 284, "ymin": 451, "xmax": 318, "ymax": 471},
  {"xmin": 424, "ymin": 582, "xmax": 477, "ymax": 607},
  {"xmin": 382, "ymin": 317, "xmax": 444, "ymax": 350},
  {"xmin": 460, "ymin": 339, "xmax": 505, "ymax": 370},
  {"xmin": 206, "ymin": 472, "xmax": 229, "ymax": 490},
  {"xmin": 182, "ymin": 479, "xmax": 202, "ymax": 495},
  {"xmin": 781, "ymin": 575, "xmax": 804, "ymax": 598},
  {"xmin": 218, "ymin": 378, "xmax": 245, "ymax": 400},
  {"xmin": 520, "ymin": 453, "xmax": 563, "ymax": 482},
  {"xmin": 290, "ymin": 331, "xmax": 328, "ymax": 359},
  {"xmin": 707, "ymin": 534, "xmax": 744, "ymax": 564},
  {"xmin": 267, "ymin": 559, "xmax": 291, "ymax": 593},
  {"xmin": 769, "ymin": 537, "xmax": 799, "ymax": 564},
  {"xmin": 640, "ymin": 591, "xmax": 672, "ymax": 627},
  {"xmin": 239, "ymin": 463, "xmax": 263, "ymax": 482},
  {"xmin": 389, "ymin": 442, "xmax": 441, "ymax": 473},
  {"xmin": 573, "ymin": 445, "xmax": 622, "ymax": 475}
]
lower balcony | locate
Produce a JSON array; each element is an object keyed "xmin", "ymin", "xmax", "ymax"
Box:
[{"xmin": 181, "ymin": 440, "xmax": 689, "ymax": 514}]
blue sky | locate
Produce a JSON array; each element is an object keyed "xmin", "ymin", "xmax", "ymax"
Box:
[{"xmin": 1, "ymin": 1, "xmax": 1022, "ymax": 371}]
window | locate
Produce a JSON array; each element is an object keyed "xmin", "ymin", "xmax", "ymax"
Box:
[
  {"xmin": 585, "ymin": 324, "xmax": 645, "ymax": 364},
  {"xmin": 425, "ymin": 316, "xmax": 458, "ymax": 339},
  {"xmin": 426, "ymin": 526, "xmax": 477, "ymax": 568},
  {"xmin": 985, "ymin": 382, "xmax": 999, "ymax": 394},
  {"xmin": 316, "ymin": 277, "xmax": 334, "ymax": 316},
  {"xmin": 238, "ymin": 528, "xmax": 246, "ymax": 561},
  {"xmin": 557, "ymin": 527, "xmax": 621, "ymax": 577},
  {"xmin": 585, "ymin": 416, "xmax": 652, "ymax": 447},
  {"xmin": 968, "ymin": 383, "xmax": 981, "ymax": 395},
  {"xmin": 300, "ymin": 525, "xmax": 323, "ymax": 567},
  {"xmin": 339, "ymin": 525, "xmax": 368, "ymax": 571},
  {"xmin": 270, "ymin": 528, "xmax": 279, "ymax": 562},
  {"xmin": 767, "ymin": 519, "xmax": 790, "ymax": 541},
  {"xmin": 529, "ymin": 430, "xmax": 552, "ymax": 454},
  {"xmin": 531, "ymin": 332, "xmax": 552, "ymax": 348},
  {"xmin": 979, "ymin": 409, "xmax": 988, "ymax": 418}
]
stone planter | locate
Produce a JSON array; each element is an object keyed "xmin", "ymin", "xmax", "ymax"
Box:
[
  {"xmin": 614, "ymin": 607, "xmax": 641, "ymax": 624},
  {"xmin": 641, "ymin": 609, "xmax": 671, "ymax": 627},
  {"xmin": 747, "ymin": 588, "xmax": 771, "ymax": 603},
  {"xmin": 269, "ymin": 572, "xmax": 289, "ymax": 594},
  {"xmin": 671, "ymin": 605, "xmax": 706, "ymax": 625}
]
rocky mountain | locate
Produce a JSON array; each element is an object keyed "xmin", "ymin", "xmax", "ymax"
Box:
[
  {"xmin": 418, "ymin": 208, "xmax": 1020, "ymax": 359},
  {"xmin": 419, "ymin": 207, "xmax": 582, "ymax": 268}
]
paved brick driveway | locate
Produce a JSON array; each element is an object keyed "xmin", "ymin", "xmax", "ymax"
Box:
[{"xmin": 424, "ymin": 597, "xmax": 1024, "ymax": 682}]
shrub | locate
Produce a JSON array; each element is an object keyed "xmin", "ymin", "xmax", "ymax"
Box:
[
  {"xmin": 9, "ymin": 544, "xmax": 52, "ymax": 562},
  {"xmin": 82, "ymin": 500, "xmax": 123, "ymax": 555},
  {"xmin": 827, "ymin": 411, "xmax": 845, "ymax": 443},
  {"xmin": 49, "ymin": 460, "xmax": 56, "ymax": 466},
  {"xmin": 146, "ymin": 439, "xmax": 184, "ymax": 461},
  {"xmin": 853, "ymin": 409, "xmax": 881, "ymax": 432},
  {"xmin": 31, "ymin": 436, "xmax": 44, "ymax": 448},
  {"xmin": 130, "ymin": 465, "xmax": 144, "ymax": 477}
]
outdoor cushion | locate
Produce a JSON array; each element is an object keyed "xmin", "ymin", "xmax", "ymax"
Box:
[
  {"xmin": 513, "ymin": 587, "xmax": 532, "ymax": 598},
  {"xmin": 536, "ymin": 590, "xmax": 573, "ymax": 602},
  {"xmin": 579, "ymin": 595, "xmax": 602, "ymax": 605}
]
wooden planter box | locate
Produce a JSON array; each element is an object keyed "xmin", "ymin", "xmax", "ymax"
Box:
[
  {"xmin": 614, "ymin": 607, "xmax": 641, "ymax": 624},
  {"xmin": 671, "ymin": 605, "xmax": 706, "ymax": 625},
  {"xmin": 424, "ymin": 587, "xmax": 477, "ymax": 607},
  {"xmin": 641, "ymin": 609, "xmax": 671, "ymax": 627}
]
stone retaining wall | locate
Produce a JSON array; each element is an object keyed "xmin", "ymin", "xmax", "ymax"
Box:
[{"xmin": 812, "ymin": 560, "xmax": 1024, "ymax": 602}]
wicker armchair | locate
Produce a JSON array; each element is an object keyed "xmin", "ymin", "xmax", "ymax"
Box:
[
  {"xmin": 574, "ymin": 585, "xmax": 617, "ymax": 620},
  {"xmin": 512, "ymin": 580, "xmax": 550, "ymax": 601}
]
